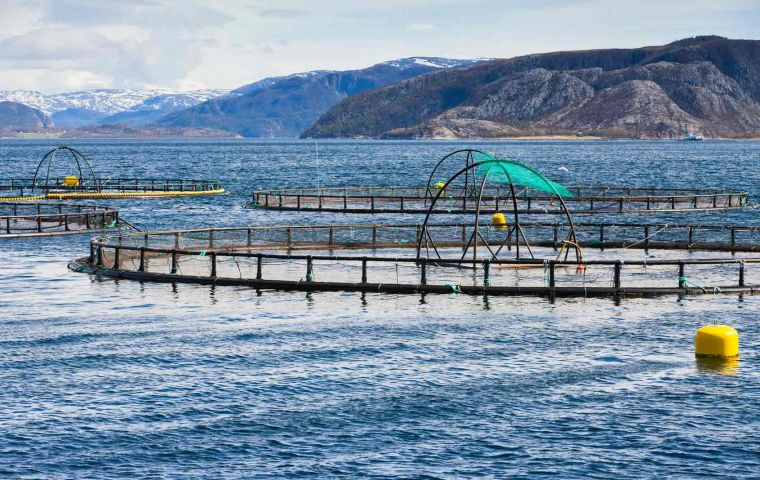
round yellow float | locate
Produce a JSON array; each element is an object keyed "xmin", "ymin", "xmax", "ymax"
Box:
[
  {"xmin": 492, "ymin": 212, "xmax": 508, "ymax": 228},
  {"xmin": 695, "ymin": 325, "xmax": 739, "ymax": 358}
]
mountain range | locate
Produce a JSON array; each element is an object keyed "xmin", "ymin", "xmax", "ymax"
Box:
[
  {"xmin": 0, "ymin": 89, "xmax": 230, "ymax": 129},
  {"xmin": 305, "ymin": 36, "xmax": 760, "ymax": 139},
  {"xmin": 0, "ymin": 58, "xmax": 476, "ymax": 137},
  {"xmin": 155, "ymin": 58, "xmax": 480, "ymax": 137},
  {"xmin": 1, "ymin": 37, "xmax": 759, "ymax": 139}
]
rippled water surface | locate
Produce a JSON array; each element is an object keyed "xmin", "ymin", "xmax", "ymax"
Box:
[{"xmin": 1, "ymin": 139, "xmax": 759, "ymax": 478}]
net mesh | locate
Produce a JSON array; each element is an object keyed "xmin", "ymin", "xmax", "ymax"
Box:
[{"xmin": 476, "ymin": 159, "xmax": 574, "ymax": 198}]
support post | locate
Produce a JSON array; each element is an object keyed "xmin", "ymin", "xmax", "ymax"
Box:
[
  {"xmin": 549, "ymin": 261, "xmax": 555, "ymax": 288},
  {"xmin": 644, "ymin": 225, "xmax": 650, "ymax": 250},
  {"xmin": 306, "ymin": 256, "xmax": 313, "ymax": 282},
  {"xmin": 553, "ymin": 224, "xmax": 558, "ymax": 250}
]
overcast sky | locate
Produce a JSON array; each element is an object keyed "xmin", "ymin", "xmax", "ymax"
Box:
[{"xmin": 0, "ymin": 0, "xmax": 757, "ymax": 93}]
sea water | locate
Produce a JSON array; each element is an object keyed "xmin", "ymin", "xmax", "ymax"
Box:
[{"xmin": 0, "ymin": 139, "xmax": 758, "ymax": 478}]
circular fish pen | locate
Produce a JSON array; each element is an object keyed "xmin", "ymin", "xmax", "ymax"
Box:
[
  {"xmin": 0, "ymin": 146, "xmax": 225, "ymax": 200},
  {"xmin": 250, "ymin": 185, "xmax": 749, "ymax": 215},
  {"xmin": 248, "ymin": 149, "xmax": 749, "ymax": 214},
  {"xmin": 70, "ymin": 222, "xmax": 760, "ymax": 298},
  {"xmin": 1, "ymin": 202, "xmax": 121, "ymax": 238}
]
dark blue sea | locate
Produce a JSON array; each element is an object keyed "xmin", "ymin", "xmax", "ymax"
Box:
[{"xmin": 0, "ymin": 139, "xmax": 759, "ymax": 478}]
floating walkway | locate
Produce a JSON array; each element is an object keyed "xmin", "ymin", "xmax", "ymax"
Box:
[
  {"xmin": 69, "ymin": 222, "xmax": 760, "ymax": 298},
  {"xmin": 1, "ymin": 202, "xmax": 123, "ymax": 238}
]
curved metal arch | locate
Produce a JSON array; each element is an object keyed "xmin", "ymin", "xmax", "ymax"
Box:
[
  {"xmin": 424, "ymin": 148, "xmax": 492, "ymax": 202},
  {"xmin": 416, "ymin": 159, "xmax": 578, "ymax": 261},
  {"xmin": 31, "ymin": 146, "xmax": 97, "ymax": 190}
]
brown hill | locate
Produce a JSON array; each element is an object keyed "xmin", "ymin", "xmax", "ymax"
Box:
[{"xmin": 303, "ymin": 36, "xmax": 760, "ymax": 139}]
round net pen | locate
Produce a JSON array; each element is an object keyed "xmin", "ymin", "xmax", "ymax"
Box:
[
  {"xmin": 70, "ymin": 221, "xmax": 760, "ymax": 298},
  {"xmin": 0, "ymin": 202, "xmax": 123, "ymax": 238},
  {"xmin": 248, "ymin": 149, "xmax": 749, "ymax": 215},
  {"xmin": 0, "ymin": 146, "xmax": 225, "ymax": 200}
]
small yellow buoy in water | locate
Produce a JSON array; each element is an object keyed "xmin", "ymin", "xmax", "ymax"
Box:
[
  {"xmin": 492, "ymin": 212, "xmax": 507, "ymax": 228},
  {"xmin": 435, "ymin": 182, "xmax": 445, "ymax": 195},
  {"xmin": 695, "ymin": 325, "xmax": 739, "ymax": 358},
  {"xmin": 63, "ymin": 175, "xmax": 80, "ymax": 186}
]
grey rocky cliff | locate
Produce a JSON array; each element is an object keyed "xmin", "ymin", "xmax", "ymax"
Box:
[{"xmin": 305, "ymin": 37, "xmax": 760, "ymax": 139}]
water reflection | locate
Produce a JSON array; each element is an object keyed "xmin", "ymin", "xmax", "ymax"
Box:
[{"xmin": 696, "ymin": 356, "xmax": 740, "ymax": 375}]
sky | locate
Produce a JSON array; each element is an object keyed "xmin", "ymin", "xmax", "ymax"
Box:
[{"xmin": 0, "ymin": 0, "xmax": 757, "ymax": 93}]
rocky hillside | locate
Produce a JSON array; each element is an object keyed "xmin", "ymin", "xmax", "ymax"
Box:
[
  {"xmin": 0, "ymin": 101, "xmax": 52, "ymax": 129},
  {"xmin": 304, "ymin": 37, "xmax": 760, "ymax": 139},
  {"xmin": 156, "ymin": 58, "xmax": 480, "ymax": 137}
]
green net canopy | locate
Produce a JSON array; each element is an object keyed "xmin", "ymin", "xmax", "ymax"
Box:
[{"xmin": 475, "ymin": 159, "xmax": 574, "ymax": 198}]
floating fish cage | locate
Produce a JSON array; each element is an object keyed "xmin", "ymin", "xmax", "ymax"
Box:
[
  {"xmin": 0, "ymin": 146, "xmax": 224, "ymax": 200},
  {"xmin": 250, "ymin": 185, "xmax": 749, "ymax": 215},
  {"xmin": 0, "ymin": 178, "xmax": 225, "ymax": 200},
  {"xmin": 247, "ymin": 149, "xmax": 749, "ymax": 215},
  {"xmin": 69, "ymin": 222, "xmax": 760, "ymax": 298},
  {"xmin": 0, "ymin": 202, "xmax": 121, "ymax": 238},
  {"xmin": 67, "ymin": 147, "xmax": 760, "ymax": 297}
]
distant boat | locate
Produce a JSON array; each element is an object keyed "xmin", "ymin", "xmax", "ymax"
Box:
[{"xmin": 682, "ymin": 133, "xmax": 704, "ymax": 141}]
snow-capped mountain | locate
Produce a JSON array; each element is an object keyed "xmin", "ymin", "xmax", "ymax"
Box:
[
  {"xmin": 0, "ymin": 89, "xmax": 230, "ymax": 116},
  {"xmin": 158, "ymin": 57, "xmax": 486, "ymax": 137},
  {"xmin": 233, "ymin": 71, "xmax": 333, "ymax": 95},
  {"xmin": 97, "ymin": 91, "xmax": 236, "ymax": 127},
  {"xmin": 0, "ymin": 56, "xmax": 485, "ymax": 133},
  {"xmin": 379, "ymin": 57, "xmax": 484, "ymax": 70}
]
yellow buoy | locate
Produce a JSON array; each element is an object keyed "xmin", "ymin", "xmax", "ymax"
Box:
[
  {"xmin": 63, "ymin": 175, "xmax": 80, "ymax": 186},
  {"xmin": 695, "ymin": 325, "xmax": 739, "ymax": 358},
  {"xmin": 492, "ymin": 212, "xmax": 507, "ymax": 228},
  {"xmin": 435, "ymin": 182, "xmax": 446, "ymax": 195}
]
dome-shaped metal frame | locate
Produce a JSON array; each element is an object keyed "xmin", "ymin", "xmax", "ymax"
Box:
[
  {"xmin": 417, "ymin": 158, "xmax": 579, "ymax": 265},
  {"xmin": 31, "ymin": 146, "xmax": 97, "ymax": 190}
]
